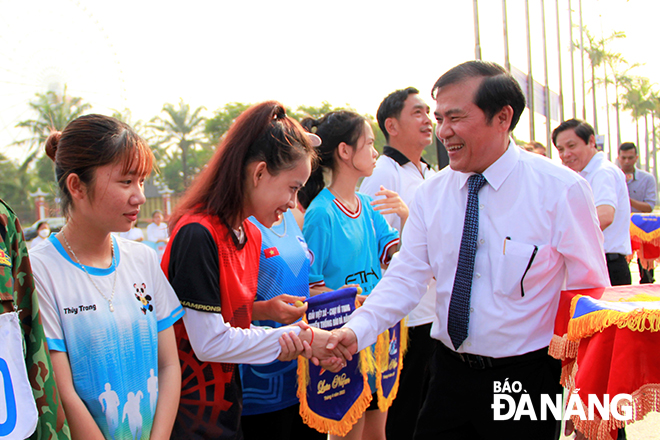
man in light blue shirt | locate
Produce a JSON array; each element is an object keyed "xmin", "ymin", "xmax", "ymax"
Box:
[{"xmin": 618, "ymin": 142, "xmax": 657, "ymax": 283}]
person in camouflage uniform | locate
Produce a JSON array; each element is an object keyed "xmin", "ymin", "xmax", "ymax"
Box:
[{"xmin": 0, "ymin": 198, "xmax": 70, "ymax": 440}]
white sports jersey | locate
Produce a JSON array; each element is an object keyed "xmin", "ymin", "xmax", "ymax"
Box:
[{"xmin": 31, "ymin": 235, "xmax": 184, "ymax": 440}]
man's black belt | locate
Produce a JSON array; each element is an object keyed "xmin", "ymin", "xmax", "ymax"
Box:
[
  {"xmin": 439, "ymin": 342, "xmax": 549, "ymax": 370},
  {"xmin": 605, "ymin": 253, "xmax": 626, "ymax": 262}
]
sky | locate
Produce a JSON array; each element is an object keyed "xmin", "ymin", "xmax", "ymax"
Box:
[{"xmin": 0, "ymin": 0, "xmax": 658, "ymax": 163}]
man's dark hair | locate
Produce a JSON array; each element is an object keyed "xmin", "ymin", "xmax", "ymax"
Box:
[
  {"xmin": 431, "ymin": 61, "xmax": 526, "ymax": 132},
  {"xmin": 376, "ymin": 87, "xmax": 419, "ymax": 142},
  {"xmin": 551, "ymin": 118, "xmax": 594, "ymax": 147},
  {"xmin": 619, "ymin": 142, "xmax": 638, "ymax": 155}
]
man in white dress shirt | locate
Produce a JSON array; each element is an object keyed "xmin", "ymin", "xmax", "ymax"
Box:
[
  {"xmin": 146, "ymin": 210, "xmax": 169, "ymax": 243},
  {"xmin": 553, "ymin": 119, "xmax": 632, "ymax": 286},
  {"xmin": 359, "ymin": 87, "xmax": 436, "ymax": 440},
  {"xmin": 324, "ymin": 61, "xmax": 610, "ymax": 439}
]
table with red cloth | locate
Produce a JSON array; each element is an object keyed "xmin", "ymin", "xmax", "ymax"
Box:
[
  {"xmin": 550, "ymin": 284, "xmax": 660, "ymax": 440},
  {"xmin": 630, "ymin": 213, "xmax": 660, "ymax": 269}
]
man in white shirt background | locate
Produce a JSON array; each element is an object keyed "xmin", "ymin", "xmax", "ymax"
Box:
[
  {"xmin": 359, "ymin": 87, "xmax": 435, "ymax": 440},
  {"xmin": 146, "ymin": 209, "xmax": 169, "ymax": 244},
  {"xmin": 553, "ymin": 119, "xmax": 632, "ymax": 286},
  {"xmin": 322, "ymin": 61, "xmax": 609, "ymax": 439}
]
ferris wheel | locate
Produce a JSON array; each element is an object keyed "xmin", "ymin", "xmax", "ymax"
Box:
[{"xmin": 0, "ymin": 0, "xmax": 127, "ymax": 163}]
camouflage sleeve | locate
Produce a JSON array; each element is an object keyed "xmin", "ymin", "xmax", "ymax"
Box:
[{"xmin": 0, "ymin": 200, "xmax": 71, "ymax": 440}]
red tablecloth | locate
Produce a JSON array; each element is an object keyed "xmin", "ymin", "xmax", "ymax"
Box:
[{"xmin": 550, "ymin": 285, "xmax": 660, "ymax": 440}]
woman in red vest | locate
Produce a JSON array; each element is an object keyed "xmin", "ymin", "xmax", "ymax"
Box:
[{"xmin": 161, "ymin": 101, "xmax": 345, "ymax": 439}]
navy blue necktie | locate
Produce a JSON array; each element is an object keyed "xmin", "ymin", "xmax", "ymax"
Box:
[{"xmin": 447, "ymin": 173, "xmax": 487, "ymax": 350}]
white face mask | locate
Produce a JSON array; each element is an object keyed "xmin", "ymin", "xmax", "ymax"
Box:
[{"xmin": 38, "ymin": 228, "xmax": 50, "ymax": 239}]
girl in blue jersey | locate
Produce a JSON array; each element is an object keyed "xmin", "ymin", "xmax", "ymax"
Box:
[{"xmin": 298, "ymin": 111, "xmax": 408, "ymax": 440}]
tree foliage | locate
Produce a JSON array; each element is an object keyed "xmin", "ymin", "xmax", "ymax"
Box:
[
  {"xmin": 204, "ymin": 102, "xmax": 250, "ymax": 147},
  {"xmin": 580, "ymin": 27, "xmax": 626, "ymax": 133},
  {"xmin": 150, "ymin": 99, "xmax": 207, "ymax": 189},
  {"xmin": 14, "ymin": 86, "xmax": 91, "ymax": 170},
  {"xmin": 111, "ymin": 108, "xmax": 148, "ymax": 138}
]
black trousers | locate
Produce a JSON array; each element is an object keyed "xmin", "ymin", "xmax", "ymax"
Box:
[
  {"xmin": 638, "ymin": 258, "xmax": 655, "ymax": 284},
  {"xmin": 413, "ymin": 342, "xmax": 561, "ymax": 440},
  {"xmin": 385, "ymin": 323, "xmax": 434, "ymax": 440},
  {"xmin": 241, "ymin": 403, "xmax": 326, "ymax": 440},
  {"xmin": 606, "ymin": 253, "xmax": 632, "ymax": 286}
]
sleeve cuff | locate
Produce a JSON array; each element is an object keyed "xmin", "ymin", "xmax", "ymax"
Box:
[
  {"xmin": 47, "ymin": 338, "xmax": 67, "ymax": 352},
  {"xmin": 380, "ymin": 238, "xmax": 400, "ymax": 265},
  {"xmin": 158, "ymin": 305, "xmax": 185, "ymax": 332},
  {"xmin": 345, "ymin": 313, "xmax": 377, "ymax": 352}
]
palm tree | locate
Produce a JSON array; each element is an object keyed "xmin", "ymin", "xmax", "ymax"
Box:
[
  {"xmin": 111, "ymin": 108, "xmax": 148, "ymax": 138},
  {"xmin": 605, "ymin": 54, "xmax": 637, "ymax": 148},
  {"xmin": 649, "ymin": 91, "xmax": 660, "ymax": 184},
  {"xmin": 621, "ymin": 77, "xmax": 654, "ymax": 170},
  {"xmin": 581, "ymin": 28, "xmax": 624, "ymax": 157},
  {"xmin": 151, "ymin": 99, "xmax": 206, "ymax": 188},
  {"xmin": 14, "ymin": 86, "xmax": 91, "ymax": 171}
]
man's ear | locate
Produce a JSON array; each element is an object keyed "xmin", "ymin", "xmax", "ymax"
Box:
[
  {"xmin": 384, "ymin": 117, "xmax": 398, "ymax": 139},
  {"xmin": 496, "ymin": 105, "xmax": 514, "ymax": 132},
  {"xmin": 588, "ymin": 135, "xmax": 597, "ymax": 149}
]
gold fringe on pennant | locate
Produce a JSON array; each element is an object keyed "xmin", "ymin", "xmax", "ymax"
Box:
[
  {"xmin": 354, "ymin": 296, "xmax": 377, "ymax": 376},
  {"xmin": 400, "ymin": 318, "xmax": 409, "ymax": 358},
  {"xmin": 360, "ymin": 345, "xmax": 376, "ymax": 376},
  {"xmin": 297, "ymin": 314, "xmax": 312, "ymax": 390},
  {"xmin": 298, "ymin": 349, "xmax": 311, "ymax": 389},
  {"xmin": 374, "ymin": 322, "xmax": 409, "ymax": 412},
  {"xmin": 376, "ymin": 330, "xmax": 390, "ymax": 372},
  {"xmin": 296, "ymin": 296, "xmax": 377, "ymax": 436},
  {"xmin": 297, "ymin": 352, "xmax": 373, "ymax": 436},
  {"xmin": 567, "ymin": 295, "xmax": 660, "ymax": 341},
  {"xmin": 630, "ymin": 222, "xmax": 660, "ymax": 245}
]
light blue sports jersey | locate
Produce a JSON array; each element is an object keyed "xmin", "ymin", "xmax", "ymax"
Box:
[
  {"xmin": 240, "ymin": 210, "xmax": 311, "ymax": 415},
  {"xmin": 303, "ymin": 188, "xmax": 399, "ymax": 294},
  {"xmin": 31, "ymin": 236, "xmax": 184, "ymax": 440}
]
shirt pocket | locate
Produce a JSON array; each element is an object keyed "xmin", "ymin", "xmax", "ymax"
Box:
[{"xmin": 493, "ymin": 239, "xmax": 537, "ymax": 297}]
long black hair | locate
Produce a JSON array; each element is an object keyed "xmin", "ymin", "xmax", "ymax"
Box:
[{"xmin": 171, "ymin": 101, "xmax": 316, "ymax": 230}]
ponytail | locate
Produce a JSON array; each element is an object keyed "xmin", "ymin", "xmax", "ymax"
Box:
[
  {"xmin": 170, "ymin": 101, "xmax": 316, "ymax": 229},
  {"xmin": 298, "ymin": 111, "xmax": 367, "ymax": 209}
]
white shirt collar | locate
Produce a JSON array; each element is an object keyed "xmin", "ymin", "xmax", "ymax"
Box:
[
  {"xmin": 580, "ymin": 150, "xmax": 603, "ymax": 177},
  {"xmin": 457, "ymin": 139, "xmax": 518, "ymax": 191}
]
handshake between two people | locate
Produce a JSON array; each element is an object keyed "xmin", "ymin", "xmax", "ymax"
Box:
[{"xmin": 276, "ymin": 322, "xmax": 359, "ymax": 372}]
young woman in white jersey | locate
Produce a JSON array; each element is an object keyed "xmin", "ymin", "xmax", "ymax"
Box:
[{"xmin": 30, "ymin": 114, "xmax": 183, "ymax": 440}]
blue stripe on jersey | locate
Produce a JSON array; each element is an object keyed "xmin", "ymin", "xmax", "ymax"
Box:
[{"xmin": 158, "ymin": 304, "xmax": 185, "ymax": 332}]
